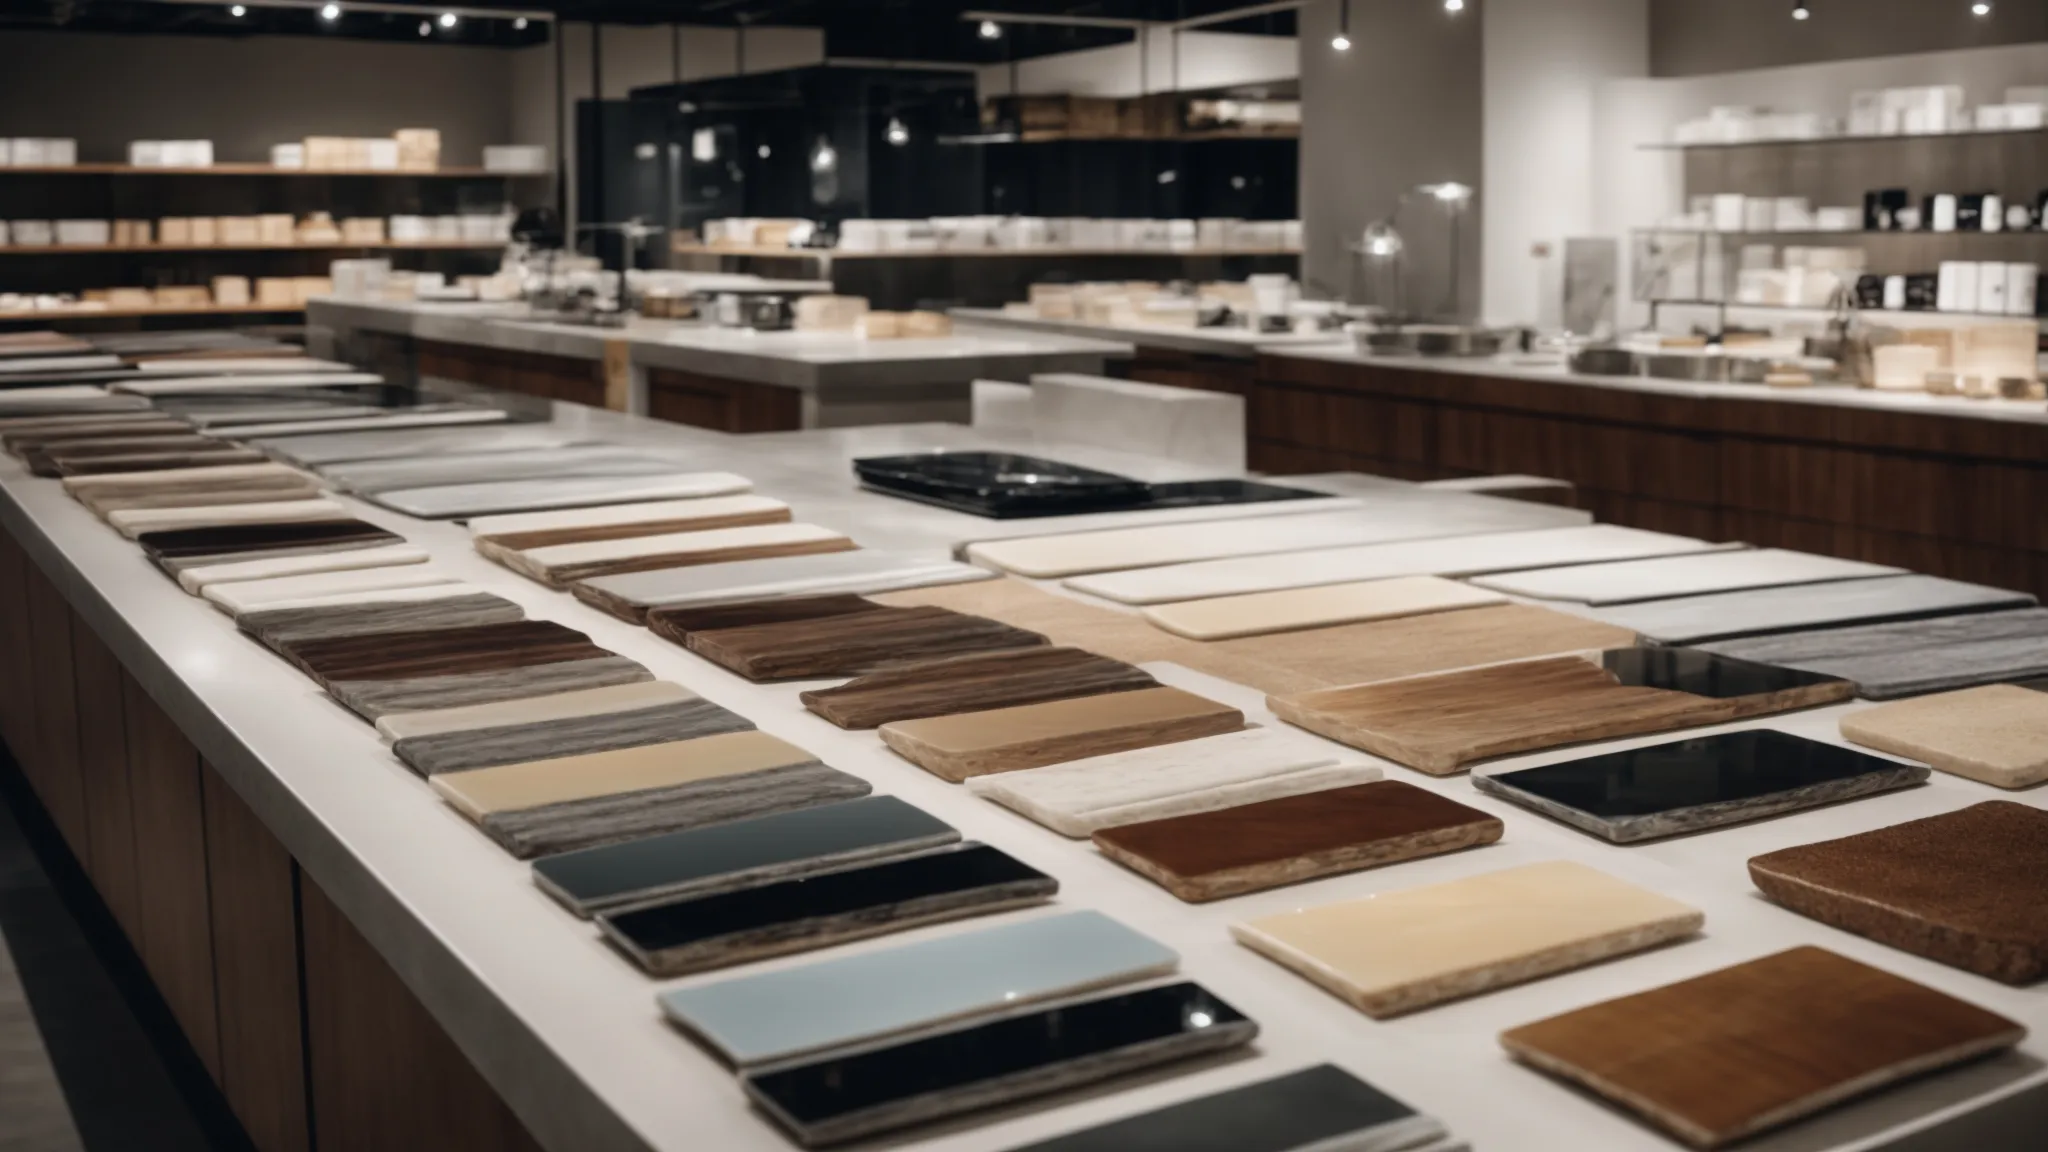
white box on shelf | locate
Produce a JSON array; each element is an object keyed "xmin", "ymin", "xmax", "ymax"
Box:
[
  {"xmin": 2009, "ymin": 263, "xmax": 2040, "ymax": 316},
  {"xmin": 387, "ymin": 216, "xmax": 431, "ymax": 243},
  {"xmin": 430, "ymin": 216, "xmax": 463, "ymax": 241},
  {"xmin": 10, "ymin": 221, "xmax": 53, "ymax": 246},
  {"xmin": 1711, "ymin": 194, "xmax": 1746, "ymax": 233},
  {"xmin": 330, "ymin": 258, "xmax": 392, "ymax": 300},
  {"xmin": 54, "ymin": 220, "xmax": 110, "ymax": 246},
  {"xmin": 271, "ymin": 143, "xmax": 305, "ymax": 169},
  {"xmin": 39, "ymin": 139, "xmax": 76, "ymax": 166},
  {"xmin": 11, "ymin": 139, "xmax": 50, "ymax": 166},
  {"xmin": 1938, "ymin": 261, "xmax": 1978, "ymax": 312},
  {"xmin": 1978, "ymin": 262, "xmax": 2010, "ymax": 314},
  {"xmin": 483, "ymin": 145, "xmax": 548, "ymax": 173},
  {"xmin": 364, "ymin": 139, "xmax": 400, "ymax": 171},
  {"xmin": 128, "ymin": 140, "xmax": 165, "ymax": 167}
]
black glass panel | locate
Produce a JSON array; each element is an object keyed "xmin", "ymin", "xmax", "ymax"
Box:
[
  {"xmin": 1601, "ymin": 647, "xmax": 1847, "ymax": 698},
  {"xmin": 1488, "ymin": 730, "xmax": 1907, "ymax": 819},
  {"xmin": 1005, "ymin": 1064, "xmax": 1423, "ymax": 1152},
  {"xmin": 854, "ymin": 451, "xmax": 1321, "ymax": 519}
]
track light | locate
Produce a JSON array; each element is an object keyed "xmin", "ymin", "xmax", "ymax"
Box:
[
  {"xmin": 978, "ymin": 19, "xmax": 1002, "ymax": 39},
  {"xmin": 1793, "ymin": 3, "xmax": 1810, "ymax": 17},
  {"xmin": 513, "ymin": 16, "xmax": 527, "ymax": 29},
  {"xmin": 886, "ymin": 117, "xmax": 909, "ymax": 147},
  {"xmin": 438, "ymin": 11, "xmax": 457, "ymax": 27},
  {"xmin": 419, "ymin": 19, "xmax": 430, "ymax": 34},
  {"xmin": 1445, "ymin": 0, "xmax": 1464, "ymax": 11},
  {"xmin": 318, "ymin": 2, "xmax": 340, "ymax": 20},
  {"xmin": 228, "ymin": 4, "xmax": 245, "ymax": 15},
  {"xmin": 1333, "ymin": 0, "xmax": 1351, "ymax": 50},
  {"xmin": 1972, "ymin": 1, "xmax": 1992, "ymax": 15}
]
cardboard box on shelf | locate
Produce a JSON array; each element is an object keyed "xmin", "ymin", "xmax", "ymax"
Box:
[
  {"xmin": 158, "ymin": 218, "xmax": 193, "ymax": 245},
  {"xmin": 902, "ymin": 310, "xmax": 953, "ymax": 338},
  {"xmin": 189, "ymin": 217, "xmax": 218, "ymax": 245},
  {"xmin": 394, "ymin": 128, "xmax": 440, "ymax": 171},
  {"xmin": 364, "ymin": 139, "xmax": 399, "ymax": 171},
  {"xmin": 859, "ymin": 311, "xmax": 906, "ymax": 339},
  {"xmin": 212, "ymin": 276, "xmax": 251, "ymax": 306},
  {"xmin": 258, "ymin": 214, "xmax": 296, "ymax": 246},
  {"xmin": 297, "ymin": 212, "xmax": 343, "ymax": 245},
  {"xmin": 254, "ymin": 278, "xmax": 298, "ymax": 307},
  {"xmin": 293, "ymin": 276, "xmax": 333, "ymax": 304},
  {"xmin": 216, "ymin": 217, "xmax": 261, "ymax": 245},
  {"xmin": 153, "ymin": 285, "xmax": 211, "ymax": 307},
  {"xmin": 271, "ymin": 143, "xmax": 305, "ymax": 169},
  {"xmin": 105, "ymin": 287, "xmax": 154, "ymax": 309},
  {"xmin": 341, "ymin": 217, "xmax": 386, "ymax": 245}
]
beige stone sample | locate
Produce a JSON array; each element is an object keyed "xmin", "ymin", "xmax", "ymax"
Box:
[
  {"xmin": 432, "ymin": 730, "xmax": 816, "ymax": 818},
  {"xmin": 1839, "ymin": 685, "xmax": 2048, "ymax": 789}
]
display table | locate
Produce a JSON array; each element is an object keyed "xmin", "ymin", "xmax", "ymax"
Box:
[{"xmin": 953, "ymin": 308, "xmax": 1345, "ymax": 399}]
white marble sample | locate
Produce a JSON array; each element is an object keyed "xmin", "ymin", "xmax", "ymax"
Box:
[
  {"xmin": 234, "ymin": 580, "xmax": 493, "ymax": 615},
  {"xmin": 575, "ymin": 549, "xmax": 994, "ymax": 612},
  {"xmin": 321, "ymin": 446, "xmax": 681, "ymax": 495},
  {"xmin": 1585, "ymin": 574, "xmax": 2037, "ymax": 644},
  {"xmin": 109, "ymin": 498, "xmax": 351, "ymax": 538},
  {"xmin": 1029, "ymin": 373, "xmax": 1246, "ymax": 472},
  {"xmin": 202, "ymin": 565, "xmax": 462, "ymax": 616},
  {"xmin": 1472, "ymin": 549, "xmax": 1906, "ymax": 605},
  {"xmin": 370, "ymin": 472, "xmax": 754, "ymax": 519},
  {"xmin": 1140, "ymin": 576, "xmax": 1507, "ymax": 640},
  {"xmin": 225, "ymin": 410, "xmax": 509, "ymax": 438},
  {"xmin": 468, "ymin": 496, "xmax": 789, "ymax": 541},
  {"xmin": 256, "ymin": 423, "xmax": 593, "ymax": 467},
  {"xmin": 177, "ymin": 543, "xmax": 431, "ymax": 594}
]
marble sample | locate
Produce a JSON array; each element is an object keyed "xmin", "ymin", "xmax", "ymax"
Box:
[
  {"xmin": 1234, "ymin": 861, "xmax": 1704, "ymax": 1018},
  {"xmin": 0, "ymin": 353, "xmax": 121, "ymax": 373},
  {"xmin": 675, "ymin": 605, "xmax": 1049, "ymax": 682},
  {"xmin": 1098, "ymin": 780, "xmax": 1503, "ymax": 902},
  {"xmin": 175, "ymin": 543, "xmax": 430, "ymax": 594},
  {"xmin": 498, "ymin": 523, "xmax": 858, "ymax": 588},
  {"xmin": 532, "ymin": 795, "xmax": 959, "ymax": 918},
  {"xmin": 395, "ymin": 697, "xmax": 755, "ymax": 776},
  {"xmin": 1007, "ymin": 1063, "xmax": 1449, "ymax": 1152},
  {"xmin": 432, "ymin": 728, "xmax": 806, "ymax": 813},
  {"xmin": 468, "ymin": 494, "xmax": 793, "ymax": 551},
  {"xmin": 327, "ymin": 655, "xmax": 654, "ymax": 721},
  {"xmin": 87, "ymin": 482, "xmax": 327, "ymax": 518},
  {"xmin": 1067, "ymin": 525, "xmax": 1739, "ymax": 605},
  {"xmin": 255, "ymin": 422, "xmax": 591, "ymax": 467},
  {"xmin": 110, "ymin": 499, "xmax": 346, "ymax": 539},
  {"xmin": 1588, "ymin": 574, "xmax": 2037, "ymax": 645},
  {"xmin": 800, "ymin": 646, "xmax": 1158, "ymax": 729},
  {"xmin": 1271, "ymin": 648, "xmax": 1854, "ymax": 775},
  {"xmin": 1839, "ymin": 685, "xmax": 2048, "ymax": 789},
  {"xmin": 369, "ymin": 472, "xmax": 755, "ymax": 519},
  {"xmin": 377, "ymin": 680, "xmax": 698, "ymax": 741},
  {"xmin": 137, "ymin": 519, "xmax": 401, "ymax": 561},
  {"xmin": 879, "ymin": 686, "xmax": 1246, "ymax": 782},
  {"xmin": 318, "ymin": 445, "xmax": 680, "ymax": 494},
  {"xmin": 1701, "ymin": 609, "xmax": 2048, "ymax": 700},
  {"xmin": 239, "ymin": 591, "xmax": 525, "ymax": 648},
  {"xmin": 1140, "ymin": 576, "xmax": 1508, "ymax": 640},
  {"xmin": 1473, "ymin": 729, "xmax": 1930, "ymax": 843},
  {"xmin": 1749, "ymin": 802, "xmax": 2048, "ymax": 984},
  {"xmin": 279, "ymin": 619, "xmax": 608, "ymax": 684},
  {"xmin": 1471, "ymin": 548, "xmax": 1906, "ymax": 605},
  {"xmin": 658, "ymin": 911, "xmax": 1178, "ymax": 1069},
  {"xmin": 1498, "ymin": 946, "xmax": 2027, "ymax": 1149},
  {"xmin": 572, "ymin": 549, "xmax": 994, "ymax": 622},
  {"xmin": 741, "ymin": 981, "xmax": 1256, "ymax": 1149},
  {"xmin": 969, "ymin": 728, "xmax": 1377, "ymax": 838},
  {"xmin": 201, "ymin": 564, "xmax": 460, "ymax": 615},
  {"xmin": 599, "ymin": 842, "xmax": 1056, "ymax": 976},
  {"xmin": 226, "ymin": 579, "xmax": 487, "ymax": 615}
]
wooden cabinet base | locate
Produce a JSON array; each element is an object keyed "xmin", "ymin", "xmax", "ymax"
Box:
[
  {"xmin": 646, "ymin": 366, "xmax": 802, "ymax": 433},
  {"xmin": 418, "ymin": 340, "xmax": 606, "ymax": 408}
]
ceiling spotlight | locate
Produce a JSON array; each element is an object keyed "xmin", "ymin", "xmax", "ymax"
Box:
[
  {"xmin": 438, "ymin": 11, "xmax": 457, "ymax": 27},
  {"xmin": 1972, "ymin": 1, "xmax": 1992, "ymax": 14},
  {"xmin": 757, "ymin": 144, "xmax": 772, "ymax": 159},
  {"xmin": 513, "ymin": 16, "xmax": 527, "ymax": 29},
  {"xmin": 418, "ymin": 20, "xmax": 430, "ymax": 35},
  {"xmin": 978, "ymin": 19, "xmax": 1002, "ymax": 39},
  {"xmin": 1792, "ymin": 3, "xmax": 1810, "ymax": 17},
  {"xmin": 319, "ymin": 2, "xmax": 340, "ymax": 20},
  {"xmin": 228, "ymin": 4, "xmax": 245, "ymax": 15},
  {"xmin": 1444, "ymin": 0, "xmax": 1465, "ymax": 11},
  {"xmin": 1334, "ymin": 0, "xmax": 1352, "ymax": 51},
  {"xmin": 886, "ymin": 117, "xmax": 909, "ymax": 147},
  {"xmin": 1332, "ymin": 32, "xmax": 1351, "ymax": 50}
]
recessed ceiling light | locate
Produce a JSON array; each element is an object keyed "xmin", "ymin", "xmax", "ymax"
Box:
[
  {"xmin": 886, "ymin": 117, "xmax": 909, "ymax": 147},
  {"xmin": 228, "ymin": 4, "xmax": 245, "ymax": 16},
  {"xmin": 513, "ymin": 17, "xmax": 527, "ymax": 29},
  {"xmin": 1445, "ymin": 0, "xmax": 1465, "ymax": 11},
  {"xmin": 319, "ymin": 3, "xmax": 340, "ymax": 21},
  {"xmin": 438, "ymin": 12, "xmax": 457, "ymax": 28},
  {"xmin": 1973, "ymin": 1, "xmax": 1992, "ymax": 14},
  {"xmin": 978, "ymin": 19, "xmax": 1001, "ymax": 40},
  {"xmin": 1332, "ymin": 32, "xmax": 1351, "ymax": 50},
  {"xmin": 1793, "ymin": 3, "xmax": 1810, "ymax": 18},
  {"xmin": 419, "ymin": 20, "xmax": 431, "ymax": 35}
]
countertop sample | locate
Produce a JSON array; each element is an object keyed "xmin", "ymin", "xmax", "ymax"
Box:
[{"xmin": 951, "ymin": 308, "xmax": 1349, "ymax": 359}]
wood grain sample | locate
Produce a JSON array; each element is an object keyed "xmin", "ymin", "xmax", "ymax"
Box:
[
  {"xmin": 279, "ymin": 619, "xmax": 609, "ymax": 684},
  {"xmin": 469, "ymin": 494, "xmax": 793, "ymax": 551},
  {"xmin": 239, "ymin": 591, "xmax": 526, "ymax": 648},
  {"xmin": 1749, "ymin": 802, "xmax": 2048, "ymax": 985},
  {"xmin": 1234, "ymin": 861, "xmax": 1704, "ymax": 1019},
  {"xmin": 1498, "ymin": 946, "xmax": 2026, "ymax": 1148},
  {"xmin": 376, "ymin": 680, "xmax": 696, "ymax": 742},
  {"xmin": 61, "ymin": 460, "xmax": 309, "ymax": 496},
  {"xmin": 646, "ymin": 593, "xmax": 887, "ymax": 638},
  {"xmin": 1701, "ymin": 609, "xmax": 2048, "ymax": 700},
  {"xmin": 88, "ymin": 483, "xmax": 329, "ymax": 519},
  {"xmin": 677, "ymin": 605, "xmax": 1049, "ymax": 682},
  {"xmin": 1095, "ymin": 780, "xmax": 1503, "ymax": 901},
  {"xmin": 393, "ymin": 697, "xmax": 754, "ymax": 776},
  {"xmin": 328, "ymin": 656, "xmax": 654, "ymax": 721},
  {"xmin": 1839, "ymin": 685, "xmax": 2048, "ymax": 789},
  {"xmin": 1270, "ymin": 649, "xmax": 1854, "ymax": 775},
  {"xmin": 878, "ymin": 686, "xmax": 1246, "ymax": 782},
  {"xmin": 799, "ymin": 647, "xmax": 1158, "ymax": 729},
  {"xmin": 497, "ymin": 522, "xmax": 857, "ymax": 588},
  {"xmin": 176, "ymin": 544, "xmax": 431, "ymax": 594},
  {"xmin": 1138, "ymin": 576, "xmax": 1507, "ymax": 641},
  {"xmin": 52, "ymin": 448, "xmax": 267, "ymax": 477}
]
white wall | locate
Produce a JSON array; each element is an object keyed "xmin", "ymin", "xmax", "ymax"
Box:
[{"xmin": 975, "ymin": 31, "xmax": 1296, "ymax": 101}]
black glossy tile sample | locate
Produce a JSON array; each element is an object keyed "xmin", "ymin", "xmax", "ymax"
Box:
[
  {"xmin": 854, "ymin": 451, "xmax": 1320, "ymax": 519},
  {"xmin": 598, "ymin": 843, "xmax": 1055, "ymax": 976},
  {"xmin": 1006, "ymin": 1064, "xmax": 1442, "ymax": 1152},
  {"xmin": 137, "ymin": 519, "xmax": 402, "ymax": 560},
  {"xmin": 1600, "ymin": 647, "xmax": 1849, "ymax": 699},
  {"xmin": 743, "ymin": 981, "xmax": 1257, "ymax": 1148}
]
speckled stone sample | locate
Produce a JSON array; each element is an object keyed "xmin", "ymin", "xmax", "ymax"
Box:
[
  {"xmin": 1700, "ymin": 609, "xmax": 2048, "ymax": 700},
  {"xmin": 238, "ymin": 591, "xmax": 525, "ymax": 648},
  {"xmin": 1839, "ymin": 685, "xmax": 2048, "ymax": 789}
]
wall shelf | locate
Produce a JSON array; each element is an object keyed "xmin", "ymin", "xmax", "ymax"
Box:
[
  {"xmin": 1639, "ymin": 126, "xmax": 2048, "ymax": 152},
  {"xmin": 0, "ymin": 303, "xmax": 307, "ymax": 320},
  {"xmin": 0, "ymin": 163, "xmax": 546, "ymax": 177},
  {"xmin": 0, "ymin": 241, "xmax": 504, "ymax": 256},
  {"xmin": 675, "ymin": 244, "xmax": 1302, "ymax": 260},
  {"xmin": 1635, "ymin": 227, "xmax": 2048, "ymax": 241}
]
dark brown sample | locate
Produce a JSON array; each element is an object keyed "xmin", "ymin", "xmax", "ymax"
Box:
[
  {"xmin": 1094, "ymin": 780, "xmax": 1503, "ymax": 901},
  {"xmin": 645, "ymin": 594, "xmax": 888, "ymax": 638},
  {"xmin": 279, "ymin": 620, "xmax": 611, "ymax": 684},
  {"xmin": 4, "ymin": 420, "xmax": 192, "ymax": 455},
  {"xmin": 54, "ymin": 449, "xmax": 268, "ymax": 477},
  {"xmin": 1499, "ymin": 946, "xmax": 2026, "ymax": 1149},
  {"xmin": 674, "ymin": 605, "xmax": 1048, "ymax": 682},
  {"xmin": 1749, "ymin": 801, "xmax": 2048, "ymax": 985},
  {"xmin": 475, "ymin": 503, "xmax": 794, "ymax": 551},
  {"xmin": 138, "ymin": 519, "xmax": 403, "ymax": 561},
  {"xmin": 800, "ymin": 646, "xmax": 1158, "ymax": 730}
]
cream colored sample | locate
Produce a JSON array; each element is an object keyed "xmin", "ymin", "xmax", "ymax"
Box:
[
  {"xmin": 62, "ymin": 460, "xmax": 310, "ymax": 492},
  {"xmin": 203, "ymin": 565, "xmax": 460, "ymax": 615},
  {"xmin": 468, "ymin": 495, "xmax": 787, "ymax": 540},
  {"xmin": 378, "ymin": 680, "xmax": 700, "ymax": 741},
  {"xmin": 177, "ymin": 544, "xmax": 430, "ymax": 594},
  {"xmin": 246, "ymin": 582, "xmax": 493, "ymax": 615},
  {"xmin": 431, "ymin": 730, "xmax": 815, "ymax": 819},
  {"xmin": 1840, "ymin": 685, "xmax": 2048, "ymax": 789},
  {"xmin": 1231, "ymin": 860, "xmax": 1705, "ymax": 1018},
  {"xmin": 110, "ymin": 499, "xmax": 349, "ymax": 538},
  {"xmin": 1140, "ymin": 576, "xmax": 1508, "ymax": 640}
]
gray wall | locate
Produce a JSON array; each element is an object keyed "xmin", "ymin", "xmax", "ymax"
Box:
[
  {"xmin": 1299, "ymin": 0, "xmax": 1484, "ymax": 320},
  {"xmin": 0, "ymin": 30, "xmax": 518, "ymax": 165},
  {"xmin": 1651, "ymin": 0, "xmax": 2048, "ymax": 77}
]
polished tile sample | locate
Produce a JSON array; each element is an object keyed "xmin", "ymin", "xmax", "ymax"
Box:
[
  {"xmin": 175, "ymin": 543, "xmax": 430, "ymax": 594},
  {"xmin": 280, "ymin": 619, "xmax": 608, "ymax": 683},
  {"xmin": 256, "ymin": 422, "xmax": 590, "ymax": 467},
  {"xmin": 1498, "ymin": 946, "xmax": 2027, "ymax": 1148},
  {"xmin": 741, "ymin": 981, "xmax": 1256, "ymax": 1148},
  {"xmin": 1839, "ymin": 685, "xmax": 2048, "ymax": 789},
  {"xmin": 501, "ymin": 522, "xmax": 857, "ymax": 588},
  {"xmin": 201, "ymin": 563, "xmax": 459, "ymax": 615},
  {"xmin": 648, "ymin": 593, "xmax": 886, "ymax": 637},
  {"xmin": 470, "ymin": 494, "xmax": 792, "ymax": 551},
  {"xmin": 1141, "ymin": 576, "xmax": 1508, "ymax": 640},
  {"xmin": 968, "ymin": 728, "xmax": 1376, "ymax": 838},
  {"xmin": 571, "ymin": 548, "xmax": 994, "ymax": 622},
  {"xmin": 1473, "ymin": 729, "xmax": 1930, "ymax": 843},
  {"xmin": 879, "ymin": 686, "xmax": 1246, "ymax": 782},
  {"xmin": 1271, "ymin": 649, "xmax": 1854, "ymax": 775},
  {"xmin": 1234, "ymin": 861, "xmax": 1704, "ymax": 1018},
  {"xmin": 1472, "ymin": 549, "xmax": 1906, "ymax": 605},
  {"xmin": 328, "ymin": 655, "xmax": 654, "ymax": 721},
  {"xmin": 1702, "ymin": 609, "xmax": 2048, "ymax": 700},
  {"xmin": 800, "ymin": 646, "xmax": 1158, "ymax": 729},
  {"xmin": 319, "ymin": 445, "xmax": 679, "ymax": 494},
  {"xmin": 1749, "ymin": 802, "xmax": 2048, "ymax": 984},
  {"xmin": 532, "ymin": 794, "xmax": 958, "ymax": 918},
  {"xmin": 378, "ymin": 679, "xmax": 696, "ymax": 741},
  {"xmin": 678, "ymin": 605, "xmax": 1049, "ymax": 682},
  {"xmin": 1007, "ymin": 1063, "xmax": 1448, "ymax": 1152},
  {"xmin": 1098, "ymin": 780, "xmax": 1502, "ymax": 902},
  {"xmin": 1588, "ymin": 574, "xmax": 2037, "ymax": 646},
  {"xmin": 600, "ymin": 842, "xmax": 1053, "ymax": 976},
  {"xmin": 239, "ymin": 590, "xmax": 525, "ymax": 647},
  {"xmin": 1068, "ymin": 525, "xmax": 1737, "ymax": 606},
  {"xmin": 137, "ymin": 518, "xmax": 401, "ymax": 561},
  {"xmin": 370, "ymin": 471, "xmax": 754, "ymax": 519},
  {"xmin": 432, "ymin": 728, "xmax": 807, "ymax": 813},
  {"xmin": 110, "ymin": 498, "xmax": 346, "ymax": 539},
  {"xmin": 658, "ymin": 911, "xmax": 1178, "ymax": 1069},
  {"xmin": 396, "ymin": 696, "xmax": 754, "ymax": 775}
]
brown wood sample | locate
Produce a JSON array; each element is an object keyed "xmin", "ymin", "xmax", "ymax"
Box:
[
  {"xmin": 1749, "ymin": 801, "xmax": 2048, "ymax": 985},
  {"xmin": 878, "ymin": 686, "xmax": 1245, "ymax": 782},
  {"xmin": 1093, "ymin": 780, "xmax": 1503, "ymax": 901},
  {"xmin": 646, "ymin": 593, "xmax": 888, "ymax": 638},
  {"xmin": 474, "ymin": 501, "xmax": 793, "ymax": 552},
  {"xmin": 678, "ymin": 604, "xmax": 1049, "ymax": 682},
  {"xmin": 1499, "ymin": 946, "xmax": 2027, "ymax": 1149},
  {"xmin": 800, "ymin": 646, "xmax": 1159, "ymax": 729},
  {"xmin": 278, "ymin": 620, "xmax": 610, "ymax": 684}
]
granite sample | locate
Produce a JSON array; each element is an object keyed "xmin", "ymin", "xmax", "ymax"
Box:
[
  {"xmin": 370, "ymin": 472, "xmax": 755, "ymax": 519},
  {"xmin": 378, "ymin": 680, "xmax": 698, "ymax": 741},
  {"xmin": 571, "ymin": 549, "xmax": 995, "ymax": 622},
  {"xmin": 394, "ymin": 696, "xmax": 755, "ymax": 776},
  {"xmin": 498, "ymin": 522, "xmax": 858, "ymax": 588},
  {"xmin": 1097, "ymin": 780, "xmax": 1503, "ymax": 902},
  {"xmin": 1140, "ymin": 576, "xmax": 1508, "ymax": 640},
  {"xmin": 741, "ymin": 981, "xmax": 1256, "ymax": 1148},
  {"xmin": 675, "ymin": 605, "xmax": 1049, "ymax": 682},
  {"xmin": 1588, "ymin": 574, "xmax": 2037, "ymax": 646},
  {"xmin": 800, "ymin": 646, "xmax": 1158, "ymax": 729},
  {"xmin": 175, "ymin": 543, "xmax": 431, "ymax": 594},
  {"xmin": 1839, "ymin": 685, "xmax": 2048, "ymax": 789},
  {"xmin": 968, "ymin": 727, "xmax": 1380, "ymax": 838},
  {"xmin": 531, "ymin": 794, "xmax": 959, "ymax": 918},
  {"xmin": 1498, "ymin": 946, "xmax": 2027, "ymax": 1148},
  {"xmin": 279, "ymin": 619, "xmax": 609, "ymax": 684},
  {"xmin": 1473, "ymin": 729, "xmax": 1930, "ymax": 843},
  {"xmin": 256, "ymin": 422, "xmax": 591, "ymax": 467},
  {"xmin": 203, "ymin": 564, "xmax": 458, "ymax": 615},
  {"xmin": 1234, "ymin": 861, "xmax": 1705, "ymax": 1018},
  {"xmin": 137, "ymin": 519, "xmax": 401, "ymax": 562},
  {"xmin": 109, "ymin": 498, "xmax": 345, "ymax": 539},
  {"xmin": 327, "ymin": 655, "xmax": 654, "ymax": 721},
  {"xmin": 469, "ymin": 494, "xmax": 793, "ymax": 551},
  {"xmin": 1006, "ymin": 1064, "xmax": 1450, "ymax": 1152},
  {"xmin": 1749, "ymin": 802, "xmax": 2048, "ymax": 984},
  {"xmin": 879, "ymin": 686, "xmax": 1246, "ymax": 782},
  {"xmin": 1702, "ymin": 609, "xmax": 2048, "ymax": 700},
  {"xmin": 238, "ymin": 591, "xmax": 525, "ymax": 648},
  {"xmin": 598, "ymin": 842, "xmax": 1056, "ymax": 976},
  {"xmin": 1270, "ymin": 648, "xmax": 1854, "ymax": 775},
  {"xmin": 318, "ymin": 445, "xmax": 680, "ymax": 494},
  {"xmin": 658, "ymin": 911, "xmax": 1178, "ymax": 1069},
  {"xmin": 1472, "ymin": 548, "xmax": 1906, "ymax": 605}
]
